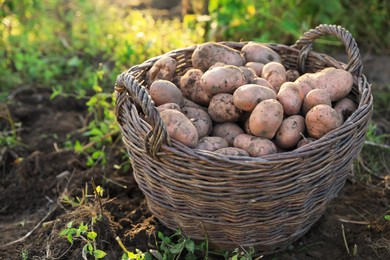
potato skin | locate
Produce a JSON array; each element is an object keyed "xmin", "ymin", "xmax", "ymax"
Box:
[
  {"xmin": 261, "ymin": 61, "xmax": 286, "ymax": 92},
  {"xmin": 239, "ymin": 66, "xmax": 257, "ymax": 82},
  {"xmin": 150, "ymin": 80, "xmax": 184, "ymax": 107},
  {"xmin": 180, "ymin": 69, "xmax": 211, "ymax": 106},
  {"xmin": 277, "ymin": 82, "xmax": 304, "ymax": 116},
  {"xmin": 181, "ymin": 107, "xmax": 212, "ymax": 138},
  {"xmin": 201, "ymin": 65, "xmax": 247, "ymax": 95},
  {"xmin": 183, "ymin": 98, "xmax": 207, "ymax": 110},
  {"xmin": 208, "ymin": 93, "xmax": 242, "ymax": 122},
  {"xmin": 305, "ymin": 104, "xmax": 343, "ymax": 139},
  {"xmin": 251, "ymin": 77, "xmax": 275, "ymax": 92},
  {"xmin": 312, "ymin": 67, "xmax": 353, "ymax": 101},
  {"xmin": 214, "ymin": 147, "xmax": 249, "ymax": 156},
  {"xmin": 192, "ymin": 42, "xmax": 245, "ymax": 71},
  {"xmin": 275, "ymin": 115, "xmax": 305, "ymax": 149},
  {"xmin": 286, "ymin": 70, "xmax": 300, "ymax": 82},
  {"xmin": 157, "ymin": 103, "xmax": 181, "ymax": 113},
  {"xmin": 160, "ymin": 109, "xmax": 198, "ymax": 147},
  {"xmin": 249, "ymin": 99, "xmax": 284, "ymax": 139},
  {"xmin": 333, "ymin": 97, "xmax": 357, "ymax": 122},
  {"xmin": 212, "ymin": 122, "xmax": 244, "ymax": 146},
  {"xmin": 296, "ymin": 137, "xmax": 316, "ymax": 148},
  {"xmin": 233, "ymin": 84, "xmax": 277, "ymax": 112},
  {"xmin": 146, "ymin": 56, "xmax": 177, "ymax": 84},
  {"xmin": 234, "ymin": 134, "xmax": 277, "ymax": 156},
  {"xmin": 241, "ymin": 42, "xmax": 282, "ymax": 64},
  {"xmin": 195, "ymin": 136, "xmax": 229, "ymax": 151},
  {"xmin": 245, "ymin": 62, "xmax": 264, "ymax": 77},
  {"xmin": 294, "ymin": 73, "xmax": 315, "ymax": 96},
  {"xmin": 302, "ymin": 89, "xmax": 332, "ymax": 115}
]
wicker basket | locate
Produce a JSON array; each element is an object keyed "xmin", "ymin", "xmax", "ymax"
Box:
[{"xmin": 114, "ymin": 24, "xmax": 373, "ymax": 254}]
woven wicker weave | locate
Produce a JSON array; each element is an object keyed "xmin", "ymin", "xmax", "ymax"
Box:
[{"xmin": 114, "ymin": 24, "xmax": 373, "ymax": 254}]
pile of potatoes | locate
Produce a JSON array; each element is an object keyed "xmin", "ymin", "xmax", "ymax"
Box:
[{"xmin": 144, "ymin": 42, "xmax": 357, "ymax": 157}]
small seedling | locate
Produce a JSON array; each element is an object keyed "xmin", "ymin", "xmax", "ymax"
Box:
[
  {"xmin": 150, "ymin": 229, "xmax": 197, "ymax": 260},
  {"xmin": 60, "ymin": 221, "xmax": 107, "ymax": 259},
  {"xmin": 20, "ymin": 249, "xmax": 29, "ymax": 260}
]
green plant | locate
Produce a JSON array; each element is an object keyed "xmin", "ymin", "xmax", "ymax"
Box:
[
  {"xmin": 151, "ymin": 229, "xmax": 198, "ymax": 260},
  {"xmin": 20, "ymin": 248, "xmax": 29, "ymax": 260},
  {"xmin": 0, "ymin": 105, "xmax": 22, "ymax": 148},
  {"xmin": 60, "ymin": 221, "xmax": 107, "ymax": 259}
]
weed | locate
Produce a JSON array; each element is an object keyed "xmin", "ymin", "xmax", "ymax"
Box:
[
  {"xmin": 0, "ymin": 105, "xmax": 22, "ymax": 148},
  {"xmin": 60, "ymin": 221, "xmax": 107, "ymax": 259},
  {"xmin": 20, "ymin": 249, "xmax": 28, "ymax": 260}
]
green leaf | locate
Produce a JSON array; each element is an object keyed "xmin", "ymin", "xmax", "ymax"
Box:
[
  {"xmin": 93, "ymin": 249, "xmax": 107, "ymax": 259},
  {"xmin": 93, "ymin": 84, "xmax": 103, "ymax": 93},
  {"xmin": 87, "ymin": 243, "xmax": 93, "ymax": 252},
  {"xmin": 96, "ymin": 185, "xmax": 104, "ymax": 197},
  {"xmin": 385, "ymin": 215, "xmax": 390, "ymax": 220},
  {"xmin": 67, "ymin": 221, "xmax": 73, "ymax": 228},
  {"xmin": 185, "ymin": 239, "xmax": 195, "ymax": 254},
  {"xmin": 144, "ymin": 252, "xmax": 153, "ymax": 260},
  {"xmin": 74, "ymin": 140, "xmax": 83, "ymax": 153},
  {"xmin": 59, "ymin": 228, "xmax": 69, "ymax": 236},
  {"xmin": 87, "ymin": 231, "xmax": 97, "ymax": 240},
  {"xmin": 184, "ymin": 253, "xmax": 197, "ymax": 260},
  {"xmin": 67, "ymin": 233, "xmax": 73, "ymax": 244}
]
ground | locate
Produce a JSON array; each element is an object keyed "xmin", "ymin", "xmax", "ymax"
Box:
[{"xmin": 0, "ymin": 54, "xmax": 389, "ymax": 259}]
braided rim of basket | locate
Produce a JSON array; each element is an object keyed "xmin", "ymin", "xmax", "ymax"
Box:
[{"xmin": 115, "ymin": 24, "xmax": 372, "ymax": 161}]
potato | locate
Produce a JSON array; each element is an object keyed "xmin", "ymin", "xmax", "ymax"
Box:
[
  {"xmin": 234, "ymin": 134, "xmax": 277, "ymax": 156},
  {"xmin": 244, "ymin": 118, "xmax": 252, "ymax": 135},
  {"xmin": 294, "ymin": 73, "xmax": 315, "ymax": 96},
  {"xmin": 180, "ymin": 69, "xmax": 211, "ymax": 106},
  {"xmin": 245, "ymin": 62, "xmax": 264, "ymax": 77},
  {"xmin": 150, "ymin": 80, "xmax": 184, "ymax": 107},
  {"xmin": 195, "ymin": 136, "xmax": 229, "ymax": 151},
  {"xmin": 183, "ymin": 98, "xmax": 207, "ymax": 110},
  {"xmin": 208, "ymin": 93, "xmax": 242, "ymax": 122},
  {"xmin": 333, "ymin": 97, "xmax": 357, "ymax": 122},
  {"xmin": 302, "ymin": 89, "xmax": 332, "ymax": 115},
  {"xmin": 201, "ymin": 65, "xmax": 247, "ymax": 95},
  {"xmin": 275, "ymin": 115, "xmax": 305, "ymax": 149},
  {"xmin": 311, "ymin": 67, "xmax": 353, "ymax": 101},
  {"xmin": 251, "ymin": 77, "xmax": 275, "ymax": 92},
  {"xmin": 192, "ymin": 42, "xmax": 245, "ymax": 71},
  {"xmin": 241, "ymin": 42, "xmax": 282, "ymax": 64},
  {"xmin": 160, "ymin": 109, "xmax": 198, "ymax": 147},
  {"xmin": 277, "ymin": 82, "xmax": 304, "ymax": 115},
  {"xmin": 212, "ymin": 122, "xmax": 244, "ymax": 146},
  {"xmin": 157, "ymin": 103, "xmax": 181, "ymax": 112},
  {"xmin": 208, "ymin": 62, "xmax": 226, "ymax": 70},
  {"xmin": 146, "ymin": 56, "xmax": 177, "ymax": 84},
  {"xmin": 233, "ymin": 84, "xmax": 277, "ymax": 112},
  {"xmin": 239, "ymin": 66, "xmax": 257, "ymax": 82},
  {"xmin": 296, "ymin": 137, "xmax": 316, "ymax": 148},
  {"xmin": 182, "ymin": 107, "xmax": 212, "ymax": 138},
  {"xmin": 214, "ymin": 147, "xmax": 249, "ymax": 156},
  {"xmin": 286, "ymin": 70, "xmax": 300, "ymax": 82},
  {"xmin": 249, "ymin": 99, "xmax": 283, "ymax": 139},
  {"xmin": 261, "ymin": 61, "xmax": 286, "ymax": 92},
  {"xmin": 305, "ymin": 104, "xmax": 343, "ymax": 139}
]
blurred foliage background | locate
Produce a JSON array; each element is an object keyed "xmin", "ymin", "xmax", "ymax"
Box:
[{"xmin": 1, "ymin": 0, "xmax": 389, "ymax": 99}]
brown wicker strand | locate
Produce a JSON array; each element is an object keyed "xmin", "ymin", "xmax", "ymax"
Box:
[{"xmin": 292, "ymin": 24, "xmax": 363, "ymax": 77}]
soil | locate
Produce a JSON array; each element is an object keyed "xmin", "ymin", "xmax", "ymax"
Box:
[{"xmin": 1, "ymin": 5, "xmax": 390, "ymax": 253}]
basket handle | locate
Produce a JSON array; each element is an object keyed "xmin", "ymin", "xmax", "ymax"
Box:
[
  {"xmin": 292, "ymin": 24, "xmax": 362, "ymax": 77},
  {"xmin": 115, "ymin": 72, "xmax": 170, "ymax": 158}
]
